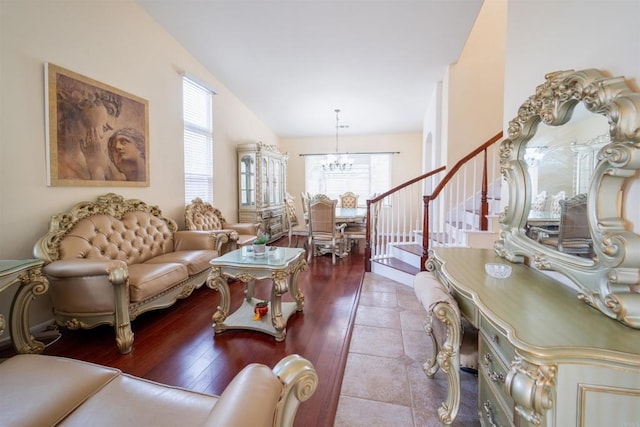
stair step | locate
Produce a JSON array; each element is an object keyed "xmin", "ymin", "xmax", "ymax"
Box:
[
  {"xmin": 372, "ymin": 257, "xmax": 420, "ymax": 276},
  {"xmin": 393, "ymin": 243, "xmax": 423, "ymax": 257},
  {"xmin": 430, "ymin": 232, "xmax": 452, "ymax": 244},
  {"xmin": 446, "ymin": 220, "xmax": 472, "ymax": 230}
]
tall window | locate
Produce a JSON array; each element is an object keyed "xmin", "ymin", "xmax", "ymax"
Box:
[
  {"xmin": 304, "ymin": 153, "xmax": 391, "ymax": 204},
  {"xmin": 183, "ymin": 77, "xmax": 214, "ymax": 204}
]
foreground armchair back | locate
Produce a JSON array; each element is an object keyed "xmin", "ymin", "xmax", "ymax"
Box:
[{"xmin": 0, "ymin": 353, "xmax": 318, "ymax": 427}]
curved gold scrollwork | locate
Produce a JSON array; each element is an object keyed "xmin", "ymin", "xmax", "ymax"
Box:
[
  {"xmin": 34, "ymin": 193, "xmax": 178, "ymax": 263},
  {"xmin": 497, "ymin": 69, "xmax": 640, "ymax": 328},
  {"xmin": 505, "ymin": 356, "xmax": 556, "ymax": 425}
]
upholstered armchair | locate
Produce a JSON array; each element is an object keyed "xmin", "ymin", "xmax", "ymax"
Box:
[{"xmin": 185, "ymin": 198, "xmax": 261, "ymax": 252}]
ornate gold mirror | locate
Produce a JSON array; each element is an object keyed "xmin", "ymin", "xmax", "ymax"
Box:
[{"xmin": 496, "ymin": 69, "xmax": 640, "ymax": 329}]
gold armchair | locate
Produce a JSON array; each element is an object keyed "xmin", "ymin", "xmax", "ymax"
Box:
[{"xmin": 185, "ymin": 198, "xmax": 261, "ymax": 253}]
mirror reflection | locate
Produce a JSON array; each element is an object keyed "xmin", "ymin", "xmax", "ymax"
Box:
[{"xmin": 523, "ymin": 103, "xmax": 610, "ymax": 259}]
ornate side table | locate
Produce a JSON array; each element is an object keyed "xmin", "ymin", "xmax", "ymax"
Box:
[
  {"xmin": 0, "ymin": 260, "xmax": 49, "ymax": 353},
  {"xmin": 207, "ymin": 246, "xmax": 307, "ymax": 341}
]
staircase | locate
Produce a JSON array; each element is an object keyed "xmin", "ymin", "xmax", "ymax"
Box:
[{"xmin": 365, "ymin": 132, "xmax": 503, "ymax": 286}]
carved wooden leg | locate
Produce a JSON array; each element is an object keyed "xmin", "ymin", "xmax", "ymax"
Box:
[
  {"xmin": 110, "ymin": 265, "xmax": 134, "ymax": 354},
  {"xmin": 289, "ymin": 258, "xmax": 307, "ymax": 312},
  {"xmin": 10, "ymin": 267, "xmax": 49, "ymax": 354},
  {"xmin": 437, "ymin": 343, "xmax": 460, "ymax": 426},
  {"xmin": 207, "ymin": 269, "xmax": 230, "ymax": 333},
  {"xmin": 270, "ymin": 273, "xmax": 288, "ymax": 342},
  {"xmin": 423, "ymin": 316, "xmax": 440, "ymax": 378},
  {"xmin": 433, "ymin": 302, "xmax": 462, "ymax": 426}
]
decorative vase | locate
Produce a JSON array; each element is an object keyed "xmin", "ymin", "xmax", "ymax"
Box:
[{"xmin": 252, "ymin": 243, "xmax": 267, "ymax": 256}]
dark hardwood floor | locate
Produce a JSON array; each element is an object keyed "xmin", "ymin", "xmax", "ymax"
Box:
[{"xmin": 20, "ymin": 239, "xmax": 366, "ymax": 427}]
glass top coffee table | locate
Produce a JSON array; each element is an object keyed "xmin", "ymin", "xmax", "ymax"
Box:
[{"xmin": 207, "ymin": 246, "xmax": 307, "ymax": 341}]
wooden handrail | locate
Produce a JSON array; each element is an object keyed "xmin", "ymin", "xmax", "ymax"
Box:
[
  {"xmin": 421, "ymin": 131, "xmax": 503, "ymax": 268},
  {"xmin": 364, "ymin": 166, "xmax": 446, "ymax": 271},
  {"xmin": 363, "ymin": 131, "xmax": 503, "ymax": 273},
  {"xmin": 367, "ymin": 166, "xmax": 446, "ymax": 206},
  {"xmin": 428, "ymin": 132, "xmax": 502, "ymax": 200}
]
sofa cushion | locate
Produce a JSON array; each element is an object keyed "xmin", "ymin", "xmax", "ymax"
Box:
[
  {"xmin": 60, "ymin": 373, "xmax": 217, "ymax": 427},
  {"xmin": 145, "ymin": 249, "xmax": 218, "ymax": 276},
  {"xmin": 0, "ymin": 354, "xmax": 120, "ymax": 426},
  {"xmin": 127, "ymin": 263, "xmax": 189, "ymax": 302}
]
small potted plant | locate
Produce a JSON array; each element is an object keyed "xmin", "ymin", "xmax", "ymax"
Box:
[
  {"xmin": 252, "ymin": 233, "xmax": 269, "ymax": 256},
  {"xmin": 253, "ymin": 300, "xmax": 269, "ymax": 320}
]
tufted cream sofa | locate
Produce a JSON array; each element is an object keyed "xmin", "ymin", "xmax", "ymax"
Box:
[
  {"xmin": 33, "ymin": 193, "xmax": 228, "ymax": 354},
  {"xmin": 0, "ymin": 353, "xmax": 318, "ymax": 427},
  {"xmin": 185, "ymin": 198, "xmax": 262, "ymax": 252}
]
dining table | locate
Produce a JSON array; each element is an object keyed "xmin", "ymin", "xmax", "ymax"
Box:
[
  {"xmin": 334, "ymin": 207, "xmax": 367, "ymax": 224},
  {"xmin": 303, "ymin": 206, "xmax": 367, "ymax": 225}
]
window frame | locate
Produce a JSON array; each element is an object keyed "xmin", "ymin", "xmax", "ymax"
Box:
[
  {"xmin": 304, "ymin": 153, "xmax": 392, "ymax": 204},
  {"xmin": 183, "ymin": 76, "xmax": 215, "ymax": 205}
]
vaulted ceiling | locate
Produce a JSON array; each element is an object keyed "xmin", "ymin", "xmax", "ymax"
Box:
[{"xmin": 138, "ymin": 0, "xmax": 483, "ymax": 137}]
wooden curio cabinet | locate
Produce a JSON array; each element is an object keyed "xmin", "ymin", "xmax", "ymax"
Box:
[{"xmin": 237, "ymin": 142, "xmax": 288, "ymax": 242}]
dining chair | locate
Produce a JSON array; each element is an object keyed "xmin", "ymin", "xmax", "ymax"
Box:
[
  {"xmin": 339, "ymin": 191, "xmax": 359, "ymax": 208},
  {"xmin": 531, "ymin": 193, "xmax": 593, "ymax": 257},
  {"xmin": 531, "ymin": 190, "xmax": 548, "ymax": 212},
  {"xmin": 300, "ymin": 192, "xmax": 310, "ymax": 214},
  {"xmin": 285, "ymin": 192, "xmax": 309, "ymax": 248},
  {"xmin": 344, "ymin": 224, "xmax": 366, "ymax": 254},
  {"xmin": 307, "ymin": 194, "xmax": 346, "ymax": 264},
  {"xmin": 550, "ymin": 190, "xmax": 566, "ymax": 216}
]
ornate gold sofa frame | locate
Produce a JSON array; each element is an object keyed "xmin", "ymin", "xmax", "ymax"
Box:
[
  {"xmin": 185, "ymin": 197, "xmax": 262, "ymax": 252},
  {"xmin": 0, "ymin": 353, "xmax": 318, "ymax": 427},
  {"xmin": 33, "ymin": 193, "xmax": 227, "ymax": 354}
]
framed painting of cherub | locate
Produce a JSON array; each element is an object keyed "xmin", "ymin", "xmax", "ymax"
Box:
[{"xmin": 45, "ymin": 63, "xmax": 149, "ymax": 186}]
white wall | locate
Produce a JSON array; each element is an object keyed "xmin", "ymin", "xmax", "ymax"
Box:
[
  {"xmin": 0, "ymin": 1, "xmax": 277, "ymax": 328},
  {"xmin": 0, "ymin": 1, "xmax": 278, "ymax": 260},
  {"xmin": 504, "ymin": 1, "xmax": 640, "ymax": 126},
  {"xmin": 422, "ymin": 81, "xmax": 443, "ymax": 173},
  {"xmin": 445, "ymin": 0, "xmax": 507, "ymax": 165},
  {"xmin": 504, "ymin": 1, "xmax": 640, "ymax": 227}
]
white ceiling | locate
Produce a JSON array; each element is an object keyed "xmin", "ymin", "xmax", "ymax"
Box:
[{"xmin": 137, "ymin": 0, "xmax": 483, "ymax": 137}]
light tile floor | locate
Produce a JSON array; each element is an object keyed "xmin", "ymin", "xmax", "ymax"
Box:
[{"xmin": 334, "ymin": 273, "xmax": 480, "ymax": 427}]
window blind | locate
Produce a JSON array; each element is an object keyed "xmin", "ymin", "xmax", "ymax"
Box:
[{"xmin": 183, "ymin": 77, "xmax": 214, "ymax": 204}]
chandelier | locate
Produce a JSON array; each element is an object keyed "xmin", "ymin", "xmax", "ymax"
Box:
[{"xmin": 321, "ymin": 109, "xmax": 353, "ymax": 172}]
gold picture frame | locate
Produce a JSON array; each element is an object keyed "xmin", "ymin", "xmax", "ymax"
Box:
[{"xmin": 45, "ymin": 63, "xmax": 149, "ymax": 186}]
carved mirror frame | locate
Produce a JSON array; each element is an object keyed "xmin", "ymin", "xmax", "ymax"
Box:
[{"xmin": 496, "ymin": 69, "xmax": 640, "ymax": 329}]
